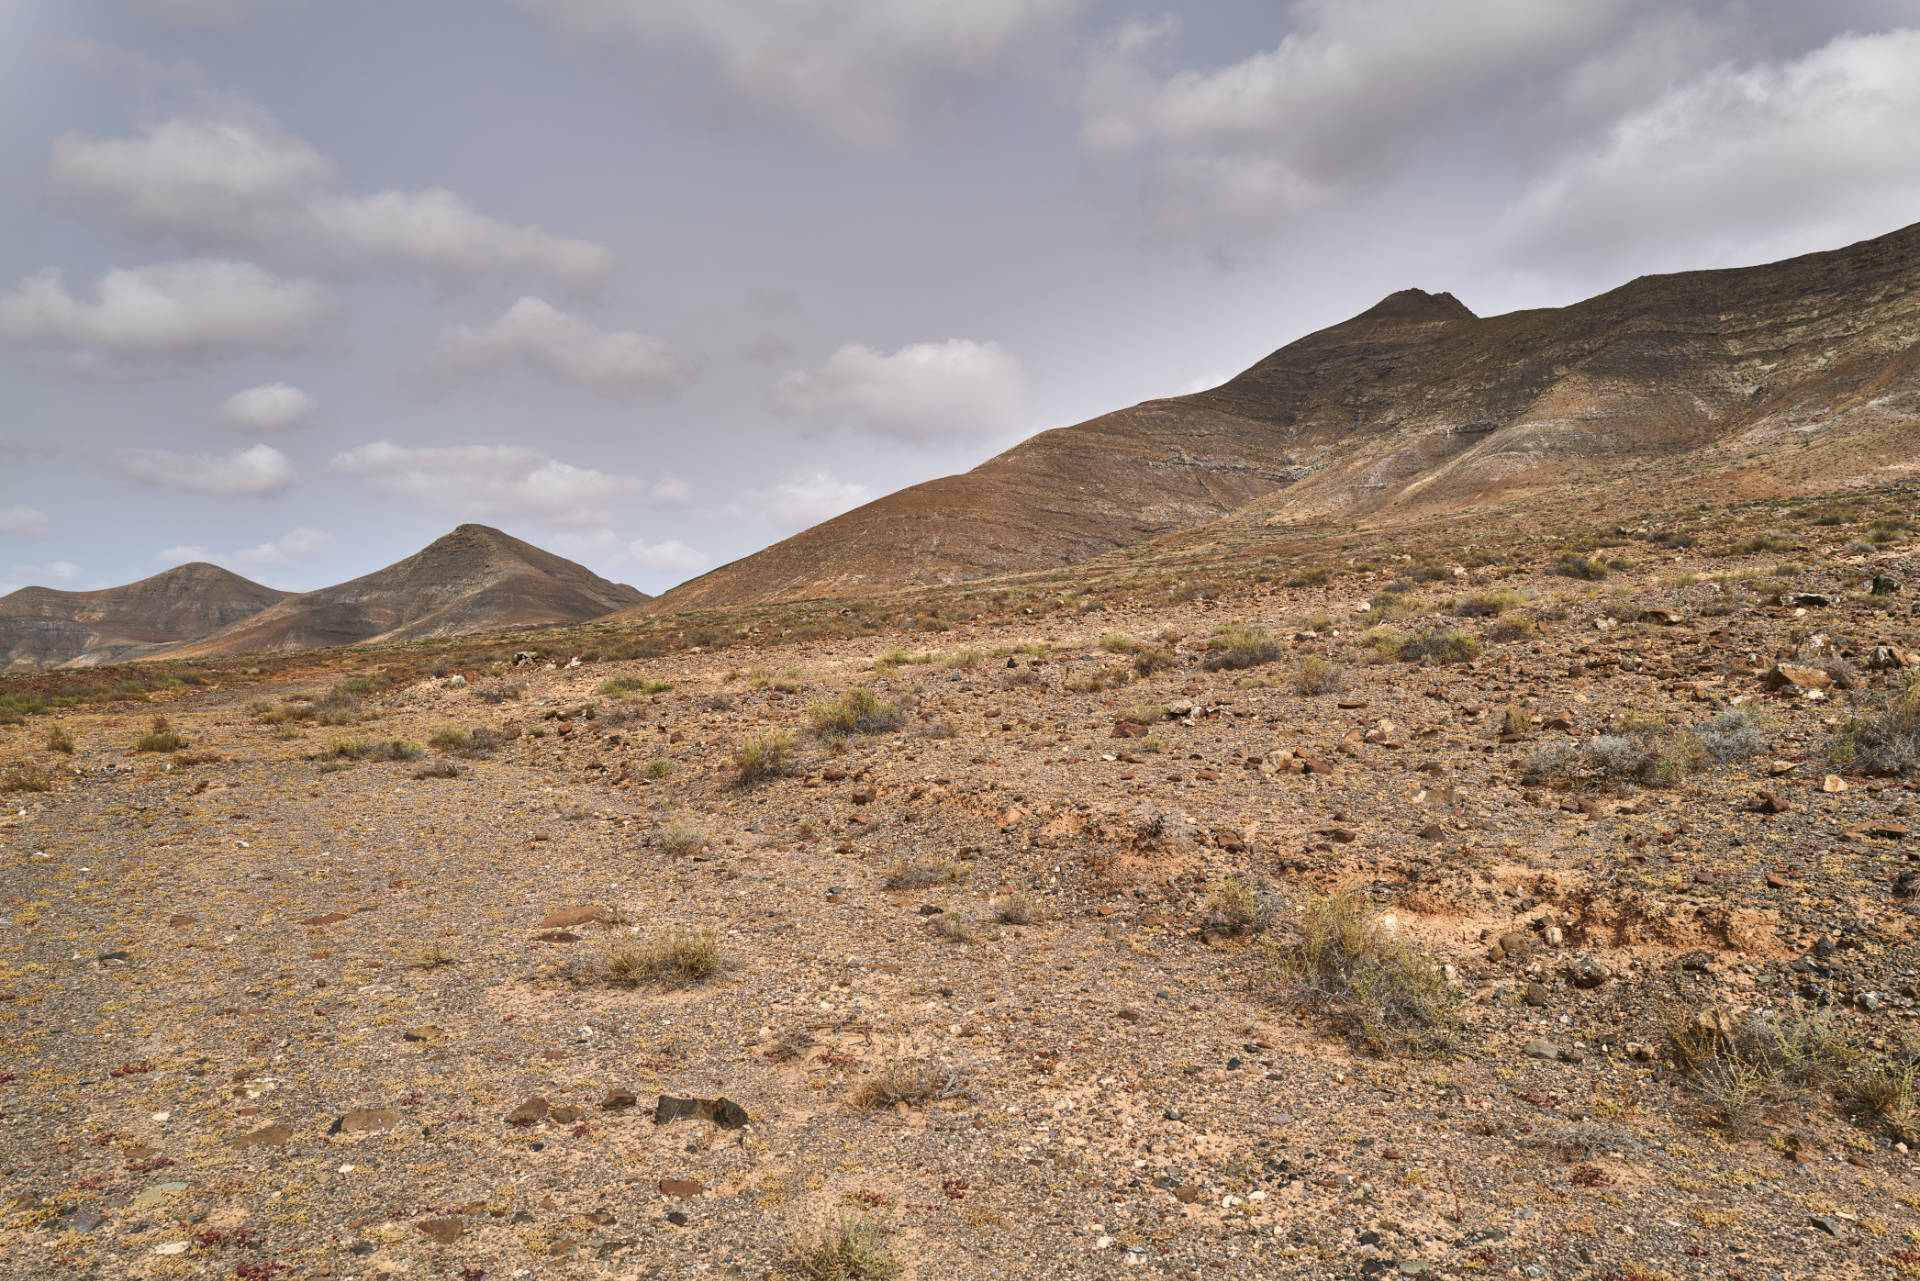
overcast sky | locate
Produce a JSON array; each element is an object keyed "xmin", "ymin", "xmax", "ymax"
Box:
[{"xmin": 4, "ymin": 0, "xmax": 1918, "ymax": 597}]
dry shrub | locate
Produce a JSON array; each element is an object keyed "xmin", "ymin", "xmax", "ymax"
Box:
[
  {"xmin": 736, "ymin": 731, "xmax": 796, "ymax": 784},
  {"xmin": 135, "ymin": 715, "xmax": 185, "ymax": 753},
  {"xmin": 1200, "ymin": 623, "xmax": 1281, "ymax": 671},
  {"xmin": 1, "ymin": 761, "xmax": 54, "ymax": 794},
  {"xmin": 1200, "ymin": 872, "xmax": 1276, "ymax": 937},
  {"xmin": 788, "ymin": 1213, "xmax": 900, "ymax": 1280},
  {"xmin": 45, "ymin": 725, "xmax": 74, "ymax": 754},
  {"xmin": 1292, "ymin": 654, "xmax": 1343, "ymax": 695},
  {"xmin": 851, "ymin": 1055, "xmax": 968, "ymax": 1110},
  {"xmin": 992, "ymin": 890, "xmax": 1040, "ymax": 925},
  {"xmin": 1265, "ymin": 887, "xmax": 1459, "ymax": 1056},
  {"xmin": 604, "ymin": 927, "xmax": 722, "ymax": 989},
  {"xmin": 1832, "ymin": 673, "xmax": 1920, "ymax": 775},
  {"xmin": 1666, "ymin": 1007, "xmax": 1860, "ymax": 1138},
  {"xmin": 809, "ymin": 690, "xmax": 904, "ymax": 739},
  {"xmin": 883, "ymin": 857, "xmax": 961, "ymax": 890}
]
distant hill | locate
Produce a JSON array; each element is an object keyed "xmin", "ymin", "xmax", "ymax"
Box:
[
  {"xmin": 0, "ymin": 563, "xmax": 287, "ymax": 670},
  {"xmin": 159, "ymin": 524, "xmax": 646, "ymax": 658},
  {"xmin": 646, "ymin": 221, "xmax": 1920, "ymax": 610}
]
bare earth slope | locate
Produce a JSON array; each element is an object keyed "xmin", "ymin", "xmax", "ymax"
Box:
[
  {"xmin": 162, "ymin": 524, "xmax": 647, "ymax": 657},
  {"xmin": 0, "ymin": 562, "xmax": 286, "ymax": 670},
  {"xmin": 652, "ymin": 222, "xmax": 1920, "ymax": 611}
]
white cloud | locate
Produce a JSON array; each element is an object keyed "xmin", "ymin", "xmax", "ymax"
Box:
[
  {"xmin": 1079, "ymin": 1, "xmax": 1642, "ymax": 233},
  {"xmin": 725, "ymin": 467, "xmax": 873, "ymax": 530},
  {"xmin": 432, "ymin": 297, "xmax": 688, "ymax": 394},
  {"xmin": 113, "ymin": 442, "xmax": 295, "ymax": 496},
  {"xmin": 0, "ymin": 259, "xmax": 334, "ymax": 359},
  {"xmin": 515, "ymin": 0, "xmax": 1081, "ymax": 149},
  {"xmin": 775, "ymin": 339, "xmax": 1023, "ymax": 442},
  {"xmin": 49, "ymin": 101, "xmax": 611, "ymax": 287},
  {"xmin": 627, "ymin": 538, "xmax": 709, "ymax": 574},
  {"xmin": 217, "ymin": 381, "xmax": 317, "ymax": 431},
  {"xmin": 1498, "ymin": 27, "xmax": 1920, "ymax": 275},
  {"xmin": 0, "ymin": 508, "xmax": 50, "ymax": 539},
  {"xmin": 155, "ymin": 525, "xmax": 330, "ymax": 574},
  {"xmin": 330, "ymin": 440, "xmax": 686, "ymax": 526}
]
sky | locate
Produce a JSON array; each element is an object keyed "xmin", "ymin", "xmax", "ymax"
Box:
[{"xmin": 4, "ymin": 0, "xmax": 1920, "ymax": 598}]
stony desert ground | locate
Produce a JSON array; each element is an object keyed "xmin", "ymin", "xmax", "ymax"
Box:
[{"xmin": 5, "ymin": 500, "xmax": 1920, "ymax": 1281}]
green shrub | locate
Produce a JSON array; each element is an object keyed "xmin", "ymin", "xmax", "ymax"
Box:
[
  {"xmin": 135, "ymin": 716, "xmax": 185, "ymax": 753},
  {"xmin": 1391, "ymin": 627, "xmax": 1481, "ymax": 665},
  {"xmin": 600, "ymin": 675, "xmax": 672, "ymax": 697}
]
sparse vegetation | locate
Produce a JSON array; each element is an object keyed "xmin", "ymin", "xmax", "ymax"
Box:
[
  {"xmin": 1, "ymin": 761, "xmax": 54, "ymax": 793},
  {"xmin": 1201, "ymin": 872, "xmax": 1276, "ymax": 937},
  {"xmin": 809, "ymin": 689, "xmax": 904, "ymax": 739},
  {"xmin": 1292, "ymin": 654, "xmax": 1343, "ymax": 694},
  {"xmin": 851, "ymin": 1054, "xmax": 967, "ymax": 1111},
  {"xmin": 135, "ymin": 715, "xmax": 185, "ymax": 753},
  {"xmin": 991, "ymin": 890, "xmax": 1040, "ymax": 925},
  {"xmin": 656, "ymin": 819, "xmax": 705, "ymax": 856},
  {"xmin": 601, "ymin": 675, "xmax": 672, "ymax": 697},
  {"xmin": 735, "ymin": 731, "xmax": 796, "ymax": 784},
  {"xmin": 44, "ymin": 724, "xmax": 73, "ymax": 754},
  {"xmin": 1831, "ymin": 672, "xmax": 1920, "ymax": 775},
  {"xmin": 1266, "ymin": 887, "xmax": 1459, "ymax": 1056},
  {"xmin": 320, "ymin": 736, "xmax": 424, "ymax": 763},
  {"xmin": 883, "ymin": 856, "xmax": 962, "ymax": 890},
  {"xmin": 788, "ymin": 1213, "xmax": 901, "ymax": 1281},
  {"xmin": 1200, "ymin": 622, "xmax": 1281, "ymax": 671},
  {"xmin": 604, "ymin": 927, "xmax": 721, "ymax": 989}
]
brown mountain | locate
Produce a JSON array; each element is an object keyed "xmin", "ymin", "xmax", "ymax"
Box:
[
  {"xmin": 162, "ymin": 524, "xmax": 646, "ymax": 657},
  {"xmin": 0, "ymin": 563, "xmax": 287, "ymax": 670},
  {"xmin": 649, "ymin": 221, "xmax": 1920, "ymax": 610}
]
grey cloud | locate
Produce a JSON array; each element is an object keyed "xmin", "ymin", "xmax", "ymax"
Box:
[
  {"xmin": 330, "ymin": 440, "xmax": 688, "ymax": 527},
  {"xmin": 218, "ymin": 381, "xmax": 317, "ymax": 431},
  {"xmin": 431, "ymin": 297, "xmax": 689, "ymax": 394},
  {"xmin": 1080, "ymin": 0, "xmax": 1651, "ymax": 233},
  {"xmin": 112, "ymin": 442, "xmax": 296, "ymax": 496},
  {"xmin": 0, "ymin": 259, "xmax": 335, "ymax": 358},
  {"xmin": 49, "ymin": 100, "xmax": 612, "ymax": 287},
  {"xmin": 155, "ymin": 525, "xmax": 330, "ymax": 573},
  {"xmin": 1497, "ymin": 27, "xmax": 1920, "ymax": 275},
  {"xmin": 515, "ymin": 0, "xmax": 1083, "ymax": 149},
  {"xmin": 774, "ymin": 339, "xmax": 1023, "ymax": 443},
  {"xmin": 723, "ymin": 467, "xmax": 873, "ymax": 532},
  {"xmin": 0, "ymin": 508, "xmax": 51, "ymax": 539}
]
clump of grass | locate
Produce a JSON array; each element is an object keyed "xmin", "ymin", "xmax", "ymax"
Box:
[
  {"xmin": 1201, "ymin": 872, "xmax": 1276, "ymax": 937},
  {"xmin": 643, "ymin": 757, "xmax": 672, "ymax": 780},
  {"xmin": 1454, "ymin": 589, "xmax": 1525, "ymax": 617},
  {"xmin": 851, "ymin": 1055, "xmax": 965, "ymax": 1110},
  {"xmin": 1, "ymin": 761, "xmax": 54, "ymax": 794},
  {"xmin": 412, "ymin": 759, "xmax": 461, "ymax": 779},
  {"xmin": 1831, "ymin": 672, "xmax": 1920, "ymax": 775},
  {"xmin": 1099, "ymin": 634, "xmax": 1144, "ymax": 653},
  {"xmin": 135, "ymin": 715, "xmax": 185, "ymax": 753},
  {"xmin": 0, "ymin": 693, "xmax": 49, "ymax": 724},
  {"xmin": 872, "ymin": 649, "xmax": 934, "ymax": 674},
  {"xmin": 600, "ymin": 675, "xmax": 672, "ymax": 697},
  {"xmin": 1130, "ymin": 646, "xmax": 1176, "ymax": 676},
  {"xmin": 809, "ymin": 689, "xmax": 904, "ymax": 740},
  {"xmin": 321, "ymin": 736, "xmax": 423, "ymax": 762},
  {"xmin": 604, "ymin": 927, "xmax": 721, "ymax": 989},
  {"xmin": 939, "ymin": 650, "xmax": 983, "ymax": 671},
  {"xmin": 929, "ymin": 910, "xmax": 981, "ymax": 942},
  {"xmin": 45, "ymin": 725, "xmax": 74, "ymax": 754},
  {"xmin": 409, "ymin": 942, "xmax": 458, "ymax": 970},
  {"xmin": 1265, "ymin": 887, "xmax": 1459, "ymax": 1056},
  {"xmin": 1292, "ymin": 654, "xmax": 1343, "ymax": 695},
  {"xmin": 883, "ymin": 856, "xmax": 962, "ymax": 890},
  {"xmin": 1484, "ymin": 616, "xmax": 1535, "ymax": 642},
  {"xmin": 1390, "ymin": 629, "xmax": 1474, "ymax": 668},
  {"xmin": 473, "ymin": 681, "xmax": 526, "ymax": 705},
  {"xmin": 657, "ymin": 820, "xmax": 705, "ymax": 856},
  {"xmin": 1666, "ymin": 1007, "xmax": 1859, "ymax": 1137},
  {"xmin": 1843, "ymin": 1063, "xmax": 1920, "ymax": 1144},
  {"xmin": 992, "ymin": 890, "xmax": 1040, "ymax": 925},
  {"xmin": 1497, "ymin": 703, "xmax": 1532, "ymax": 736},
  {"xmin": 788, "ymin": 1213, "xmax": 901, "ymax": 1280},
  {"xmin": 1200, "ymin": 622, "xmax": 1281, "ymax": 671},
  {"xmin": 1555, "ymin": 554, "xmax": 1610, "ymax": 581},
  {"xmin": 1743, "ymin": 531, "xmax": 1800, "ymax": 554},
  {"xmin": 735, "ymin": 731, "xmax": 796, "ymax": 784},
  {"xmin": 427, "ymin": 724, "xmax": 500, "ymax": 757}
]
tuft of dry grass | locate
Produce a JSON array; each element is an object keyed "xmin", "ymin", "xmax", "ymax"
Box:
[
  {"xmin": 1292, "ymin": 654, "xmax": 1343, "ymax": 695},
  {"xmin": 850, "ymin": 1054, "xmax": 967, "ymax": 1111},
  {"xmin": 735, "ymin": 731, "xmax": 796, "ymax": 785},
  {"xmin": 1200, "ymin": 622, "xmax": 1281, "ymax": 671},
  {"xmin": 45, "ymin": 724, "xmax": 74, "ymax": 754},
  {"xmin": 787, "ymin": 1213, "xmax": 900, "ymax": 1280},
  {"xmin": 809, "ymin": 689, "xmax": 905, "ymax": 739},
  {"xmin": 604, "ymin": 927, "xmax": 722, "ymax": 989},
  {"xmin": 991, "ymin": 890, "xmax": 1040, "ymax": 925},
  {"xmin": 656, "ymin": 819, "xmax": 706, "ymax": 856},
  {"xmin": 882, "ymin": 856, "xmax": 962, "ymax": 890},
  {"xmin": 1265, "ymin": 887, "xmax": 1459, "ymax": 1056},
  {"xmin": 408, "ymin": 942, "xmax": 458, "ymax": 970},
  {"xmin": 1, "ymin": 761, "xmax": 54, "ymax": 794},
  {"xmin": 1201, "ymin": 872, "xmax": 1276, "ymax": 937}
]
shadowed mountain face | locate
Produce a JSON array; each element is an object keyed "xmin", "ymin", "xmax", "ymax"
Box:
[
  {"xmin": 161, "ymin": 524, "xmax": 647, "ymax": 657},
  {"xmin": 0, "ymin": 563, "xmax": 287, "ymax": 670},
  {"xmin": 648, "ymin": 222, "xmax": 1920, "ymax": 611}
]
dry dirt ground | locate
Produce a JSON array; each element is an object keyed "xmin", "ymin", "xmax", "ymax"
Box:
[{"xmin": 6, "ymin": 516, "xmax": 1920, "ymax": 1281}]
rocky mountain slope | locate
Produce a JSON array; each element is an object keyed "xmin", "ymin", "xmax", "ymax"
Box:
[
  {"xmin": 650, "ymin": 221, "xmax": 1920, "ymax": 610},
  {"xmin": 160, "ymin": 524, "xmax": 646, "ymax": 657},
  {"xmin": 0, "ymin": 562, "xmax": 286, "ymax": 670}
]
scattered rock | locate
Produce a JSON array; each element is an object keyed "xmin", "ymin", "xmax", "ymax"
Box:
[
  {"xmin": 329, "ymin": 1109, "xmax": 406, "ymax": 1135},
  {"xmin": 506, "ymin": 1097, "xmax": 550, "ymax": 1126},
  {"xmin": 659, "ymin": 1179, "xmax": 703, "ymax": 1197},
  {"xmin": 228, "ymin": 1123, "xmax": 291, "ymax": 1148},
  {"xmin": 600, "ymin": 1089, "xmax": 638, "ymax": 1110},
  {"xmin": 1522, "ymin": 1039, "xmax": 1563, "ymax": 1061},
  {"xmin": 417, "ymin": 1218, "xmax": 464, "ymax": 1244},
  {"xmin": 1566, "ymin": 957, "xmax": 1611, "ymax": 989},
  {"xmin": 536, "ymin": 905, "xmax": 606, "ymax": 929},
  {"xmin": 1762, "ymin": 663, "xmax": 1833, "ymax": 692},
  {"xmin": 654, "ymin": 1095, "xmax": 750, "ymax": 1130}
]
